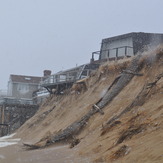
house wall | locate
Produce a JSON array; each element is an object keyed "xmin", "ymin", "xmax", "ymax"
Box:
[
  {"xmin": 7, "ymin": 79, "xmax": 13, "ymax": 96},
  {"xmin": 10, "ymin": 82, "xmax": 39, "ymax": 99},
  {"xmin": 99, "ymin": 33, "xmax": 163, "ymax": 60},
  {"xmin": 132, "ymin": 33, "xmax": 163, "ymax": 54},
  {"xmin": 100, "ymin": 37, "xmax": 134, "ymax": 60}
]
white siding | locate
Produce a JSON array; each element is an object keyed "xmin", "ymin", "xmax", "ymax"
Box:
[
  {"xmin": 7, "ymin": 80, "xmax": 13, "ymax": 96},
  {"xmin": 17, "ymin": 83, "xmax": 29, "ymax": 94}
]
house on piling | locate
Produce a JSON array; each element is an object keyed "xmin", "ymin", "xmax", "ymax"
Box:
[
  {"xmin": 92, "ymin": 32, "xmax": 163, "ymax": 61},
  {"xmin": 41, "ymin": 63, "xmax": 99, "ymax": 94},
  {"xmin": 7, "ymin": 74, "xmax": 42, "ymax": 99},
  {"xmin": 0, "ymin": 71, "xmax": 51, "ymax": 136},
  {"xmin": 7, "ymin": 70, "xmax": 51, "ymax": 100}
]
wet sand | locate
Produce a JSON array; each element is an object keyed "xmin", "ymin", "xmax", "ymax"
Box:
[{"xmin": 0, "ymin": 143, "xmax": 90, "ymax": 163}]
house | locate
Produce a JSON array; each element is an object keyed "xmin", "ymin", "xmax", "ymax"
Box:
[
  {"xmin": 99, "ymin": 32, "xmax": 163, "ymax": 60},
  {"xmin": 7, "ymin": 74, "xmax": 42, "ymax": 99},
  {"xmin": 41, "ymin": 63, "xmax": 99, "ymax": 94}
]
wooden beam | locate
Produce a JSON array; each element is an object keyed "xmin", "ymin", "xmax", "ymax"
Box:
[
  {"xmin": 122, "ymin": 70, "xmax": 143, "ymax": 76},
  {"xmin": 1, "ymin": 105, "xmax": 5, "ymax": 124},
  {"xmin": 93, "ymin": 104, "xmax": 104, "ymax": 115}
]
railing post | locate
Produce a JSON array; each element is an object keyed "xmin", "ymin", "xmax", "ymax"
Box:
[
  {"xmin": 125, "ymin": 46, "xmax": 127, "ymax": 56},
  {"xmin": 116, "ymin": 48, "xmax": 118, "ymax": 57},
  {"xmin": 8, "ymin": 124, "xmax": 10, "ymax": 135},
  {"xmin": 1, "ymin": 105, "xmax": 5, "ymax": 124},
  {"xmin": 92, "ymin": 53, "xmax": 94, "ymax": 60}
]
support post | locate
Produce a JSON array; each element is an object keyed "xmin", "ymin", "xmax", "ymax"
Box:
[
  {"xmin": 116, "ymin": 48, "xmax": 118, "ymax": 58},
  {"xmin": 125, "ymin": 46, "xmax": 127, "ymax": 56},
  {"xmin": 1, "ymin": 105, "xmax": 5, "ymax": 124}
]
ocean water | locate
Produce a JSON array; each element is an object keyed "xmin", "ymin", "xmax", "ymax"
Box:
[{"xmin": 0, "ymin": 133, "xmax": 20, "ymax": 148}]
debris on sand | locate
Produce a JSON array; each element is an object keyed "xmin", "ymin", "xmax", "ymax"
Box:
[
  {"xmin": 111, "ymin": 145, "xmax": 131, "ymax": 160},
  {"xmin": 24, "ymin": 54, "xmax": 144, "ymax": 149},
  {"xmin": 116, "ymin": 124, "xmax": 147, "ymax": 145}
]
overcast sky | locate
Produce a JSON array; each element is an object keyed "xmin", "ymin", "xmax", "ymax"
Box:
[{"xmin": 0, "ymin": 0, "xmax": 163, "ymax": 90}]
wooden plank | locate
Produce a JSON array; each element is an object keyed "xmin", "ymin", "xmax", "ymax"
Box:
[
  {"xmin": 93, "ymin": 104, "xmax": 104, "ymax": 115},
  {"xmin": 122, "ymin": 70, "xmax": 143, "ymax": 76}
]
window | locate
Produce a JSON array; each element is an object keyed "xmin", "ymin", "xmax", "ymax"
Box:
[
  {"xmin": 17, "ymin": 84, "xmax": 29, "ymax": 92},
  {"xmin": 25, "ymin": 77, "xmax": 31, "ymax": 80}
]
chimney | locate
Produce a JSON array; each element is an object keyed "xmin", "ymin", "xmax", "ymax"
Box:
[{"xmin": 43, "ymin": 70, "xmax": 51, "ymax": 77}]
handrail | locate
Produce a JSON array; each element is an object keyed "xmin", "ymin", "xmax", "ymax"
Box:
[
  {"xmin": 0, "ymin": 97, "xmax": 35, "ymax": 106},
  {"xmin": 92, "ymin": 46, "xmax": 134, "ymax": 60},
  {"xmin": 41, "ymin": 65, "xmax": 87, "ymax": 86},
  {"xmin": 92, "ymin": 46, "xmax": 133, "ymax": 54},
  {"xmin": 77, "ymin": 64, "xmax": 86, "ymax": 80}
]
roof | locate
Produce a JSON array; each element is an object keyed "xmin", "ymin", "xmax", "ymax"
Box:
[
  {"xmin": 10, "ymin": 75, "xmax": 42, "ymax": 84},
  {"xmin": 102, "ymin": 32, "xmax": 163, "ymax": 43}
]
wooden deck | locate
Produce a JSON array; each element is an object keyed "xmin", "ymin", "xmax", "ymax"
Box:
[{"xmin": 41, "ymin": 63, "xmax": 99, "ymax": 93}]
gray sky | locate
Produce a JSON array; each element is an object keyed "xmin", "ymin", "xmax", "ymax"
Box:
[{"xmin": 0, "ymin": 0, "xmax": 163, "ymax": 90}]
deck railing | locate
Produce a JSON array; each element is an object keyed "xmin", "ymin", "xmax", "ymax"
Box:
[
  {"xmin": 0, "ymin": 97, "xmax": 35, "ymax": 106},
  {"xmin": 92, "ymin": 46, "xmax": 134, "ymax": 60},
  {"xmin": 41, "ymin": 65, "xmax": 86, "ymax": 87}
]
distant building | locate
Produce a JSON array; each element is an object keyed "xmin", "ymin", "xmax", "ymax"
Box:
[
  {"xmin": 7, "ymin": 75, "xmax": 42, "ymax": 99},
  {"xmin": 99, "ymin": 32, "xmax": 163, "ymax": 60}
]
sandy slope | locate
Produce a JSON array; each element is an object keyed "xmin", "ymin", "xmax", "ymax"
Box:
[{"xmin": 4, "ymin": 47, "xmax": 163, "ymax": 163}]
